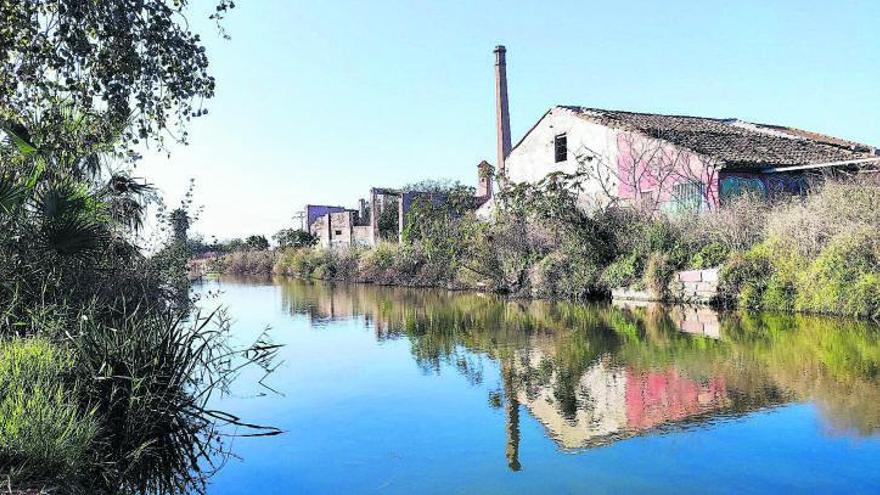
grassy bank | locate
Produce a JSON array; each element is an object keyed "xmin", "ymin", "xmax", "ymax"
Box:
[
  {"xmin": 219, "ymin": 177, "xmax": 880, "ymax": 320},
  {"xmin": 0, "ymin": 339, "xmax": 97, "ymax": 491}
]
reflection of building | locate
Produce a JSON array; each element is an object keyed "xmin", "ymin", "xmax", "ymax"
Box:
[
  {"xmin": 517, "ymin": 358, "xmax": 628, "ymax": 450},
  {"xmin": 626, "ymin": 369, "xmax": 727, "ymax": 430},
  {"xmin": 515, "ymin": 356, "xmax": 730, "ymax": 451}
]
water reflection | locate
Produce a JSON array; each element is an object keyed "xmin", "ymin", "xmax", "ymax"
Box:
[{"xmin": 271, "ymin": 278, "xmax": 880, "ymax": 468}]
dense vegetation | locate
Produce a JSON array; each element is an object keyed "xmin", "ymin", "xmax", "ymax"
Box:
[
  {"xmin": 0, "ymin": 2, "xmax": 279, "ymax": 493},
  {"xmin": 223, "ymin": 173, "xmax": 880, "ymax": 320}
]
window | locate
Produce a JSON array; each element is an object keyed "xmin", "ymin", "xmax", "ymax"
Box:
[
  {"xmin": 334, "ymin": 230, "xmax": 343, "ymax": 236},
  {"xmin": 554, "ymin": 133, "xmax": 567, "ymax": 163},
  {"xmin": 672, "ymin": 181, "xmax": 705, "ymax": 212}
]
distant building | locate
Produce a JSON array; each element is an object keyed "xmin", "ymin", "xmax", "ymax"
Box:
[{"xmin": 309, "ymin": 209, "xmax": 372, "ymax": 249}]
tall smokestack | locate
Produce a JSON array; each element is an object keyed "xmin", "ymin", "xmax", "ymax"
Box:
[{"xmin": 494, "ymin": 45, "xmax": 512, "ymax": 174}]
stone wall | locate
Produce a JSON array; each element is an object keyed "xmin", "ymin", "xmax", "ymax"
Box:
[
  {"xmin": 311, "ymin": 210, "xmax": 357, "ymax": 249},
  {"xmin": 611, "ymin": 267, "xmax": 720, "ymax": 305},
  {"xmin": 668, "ymin": 268, "xmax": 720, "ymax": 304}
]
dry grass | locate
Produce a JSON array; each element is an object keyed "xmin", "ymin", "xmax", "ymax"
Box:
[{"xmin": 765, "ymin": 177, "xmax": 880, "ymax": 258}]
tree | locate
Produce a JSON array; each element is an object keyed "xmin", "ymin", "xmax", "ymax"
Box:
[
  {"xmin": 0, "ymin": 0, "xmax": 235, "ymax": 153},
  {"xmin": 571, "ymin": 130, "xmax": 721, "ymax": 213},
  {"xmin": 273, "ymin": 228, "xmax": 317, "ymax": 249},
  {"xmin": 245, "ymin": 235, "xmax": 269, "ymax": 251}
]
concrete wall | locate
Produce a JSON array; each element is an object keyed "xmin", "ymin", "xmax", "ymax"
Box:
[
  {"xmin": 504, "ymin": 107, "xmax": 622, "ymax": 209},
  {"xmin": 352, "ymin": 225, "xmax": 372, "ymax": 246},
  {"xmin": 306, "ymin": 205, "xmax": 347, "ymax": 229}
]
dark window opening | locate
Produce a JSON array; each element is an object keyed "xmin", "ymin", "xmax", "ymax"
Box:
[
  {"xmin": 554, "ymin": 134, "xmax": 567, "ymax": 163},
  {"xmin": 334, "ymin": 230, "xmax": 343, "ymax": 236}
]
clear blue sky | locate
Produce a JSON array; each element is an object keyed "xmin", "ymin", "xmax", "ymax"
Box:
[{"xmin": 137, "ymin": 0, "xmax": 880, "ymax": 241}]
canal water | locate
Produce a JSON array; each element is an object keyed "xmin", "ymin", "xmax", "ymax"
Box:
[{"xmin": 202, "ymin": 277, "xmax": 880, "ymax": 494}]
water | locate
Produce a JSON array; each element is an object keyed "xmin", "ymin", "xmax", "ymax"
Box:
[{"xmin": 202, "ymin": 277, "xmax": 880, "ymax": 494}]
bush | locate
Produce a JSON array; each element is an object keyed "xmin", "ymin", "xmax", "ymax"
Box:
[
  {"xmin": 689, "ymin": 242, "xmax": 729, "ymax": 269},
  {"xmin": 795, "ymin": 229, "xmax": 880, "ymax": 318},
  {"xmin": 719, "ymin": 244, "xmax": 773, "ymax": 308},
  {"xmin": 643, "ymin": 252, "xmax": 675, "ymax": 299},
  {"xmin": 603, "ymin": 253, "xmax": 643, "ymax": 289},
  {"xmin": 530, "ymin": 249, "xmax": 602, "ymax": 300},
  {"xmin": 357, "ymin": 243, "xmax": 398, "ymax": 283},
  {"xmin": 218, "ymin": 250, "xmax": 276, "ymax": 275}
]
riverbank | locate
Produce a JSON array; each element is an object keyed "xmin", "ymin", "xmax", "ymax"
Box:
[{"xmin": 215, "ymin": 178, "xmax": 880, "ymax": 320}]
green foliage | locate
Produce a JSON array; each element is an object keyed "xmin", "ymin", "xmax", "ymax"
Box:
[
  {"xmin": 377, "ymin": 204, "xmax": 399, "ymax": 241},
  {"xmin": 245, "ymin": 235, "xmax": 270, "ymax": 251},
  {"xmin": 794, "ymin": 229, "xmax": 880, "ymax": 318},
  {"xmin": 0, "ymin": 339, "xmax": 98, "ymax": 488},
  {"xmin": 643, "ymin": 252, "xmax": 675, "ymax": 298},
  {"xmin": 530, "ymin": 249, "xmax": 602, "ymax": 300},
  {"xmin": 603, "ymin": 253, "xmax": 643, "ymax": 289},
  {"xmin": 217, "ymin": 249, "xmax": 277, "ymax": 275},
  {"xmin": 0, "ymin": 0, "xmax": 235, "ymax": 151},
  {"xmin": 273, "ymin": 228, "xmax": 317, "ymax": 249},
  {"xmin": 68, "ymin": 307, "xmax": 281, "ymax": 494},
  {"xmin": 719, "ymin": 244, "xmax": 773, "ymax": 308},
  {"xmin": 689, "ymin": 242, "xmax": 729, "ymax": 269}
]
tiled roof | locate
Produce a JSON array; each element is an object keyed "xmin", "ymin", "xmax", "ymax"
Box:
[{"xmin": 562, "ymin": 106, "xmax": 878, "ymax": 170}]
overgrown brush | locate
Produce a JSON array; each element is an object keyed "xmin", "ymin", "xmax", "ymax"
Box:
[
  {"xmin": 214, "ymin": 249, "xmax": 277, "ymax": 275},
  {"xmin": 719, "ymin": 177, "xmax": 880, "ymax": 318}
]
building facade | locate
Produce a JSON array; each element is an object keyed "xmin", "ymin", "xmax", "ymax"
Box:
[{"xmin": 480, "ymin": 47, "xmax": 879, "ymax": 218}]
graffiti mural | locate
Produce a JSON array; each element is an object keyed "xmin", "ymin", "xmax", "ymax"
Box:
[{"xmin": 720, "ymin": 172, "xmax": 809, "ymax": 201}]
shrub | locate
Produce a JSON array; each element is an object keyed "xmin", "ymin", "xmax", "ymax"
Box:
[
  {"xmin": 603, "ymin": 253, "xmax": 643, "ymax": 289},
  {"xmin": 680, "ymin": 191, "xmax": 770, "ymax": 252},
  {"xmin": 357, "ymin": 243, "xmax": 399, "ymax": 284},
  {"xmin": 719, "ymin": 244, "xmax": 773, "ymax": 308},
  {"xmin": 530, "ymin": 249, "xmax": 602, "ymax": 300},
  {"xmin": 765, "ymin": 178, "xmax": 880, "ymax": 259},
  {"xmin": 643, "ymin": 252, "xmax": 675, "ymax": 299},
  {"xmin": 795, "ymin": 229, "xmax": 880, "ymax": 318},
  {"xmin": 689, "ymin": 242, "xmax": 729, "ymax": 269},
  {"xmin": 219, "ymin": 249, "xmax": 276, "ymax": 275},
  {"xmin": 70, "ymin": 307, "xmax": 280, "ymax": 494}
]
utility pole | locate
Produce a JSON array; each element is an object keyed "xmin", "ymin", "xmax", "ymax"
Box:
[{"xmin": 292, "ymin": 211, "xmax": 306, "ymax": 231}]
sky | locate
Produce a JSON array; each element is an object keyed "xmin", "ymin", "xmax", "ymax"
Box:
[{"xmin": 136, "ymin": 0, "xmax": 880, "ymax": 241}]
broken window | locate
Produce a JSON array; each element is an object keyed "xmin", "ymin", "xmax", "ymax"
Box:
[{"xmin": 554, "ymin": 134, "xmax": 567, "ymax": 163}]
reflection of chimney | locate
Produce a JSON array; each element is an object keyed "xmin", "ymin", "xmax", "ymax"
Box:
[
  {"xmin": 502, "ymin": 361, "xmax": 521, "ymax": 472},
  {"xmin": 477, "ymin": 160, "xmax": 494, "ymax": 198},
  {"xmin": 494, "ymin": 45, "xmax": 512, "ymax": 174}
]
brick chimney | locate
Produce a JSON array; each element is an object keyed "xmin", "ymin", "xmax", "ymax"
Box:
[
  {"xmin": 476, "ymin": 160, "xmax": 494, "ymax": 198},
  {"xmin": 494, "ymin": 45, "xmax": 512, "ymax": 174}
]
